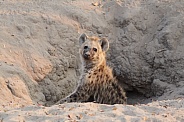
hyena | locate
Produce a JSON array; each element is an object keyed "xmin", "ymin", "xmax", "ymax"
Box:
[{"xmin": 56, "ymin": 33, "xmax": 126, "ymax": 105}]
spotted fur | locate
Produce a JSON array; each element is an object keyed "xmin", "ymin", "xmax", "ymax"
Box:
[{"xmin": 56, "ymin": 33, "xmax": 127, "ymax": 105}]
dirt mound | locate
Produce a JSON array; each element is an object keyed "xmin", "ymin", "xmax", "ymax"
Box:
[{"xmin": 105, "ymin": 0, "xmax": 184, "ymax": 102}]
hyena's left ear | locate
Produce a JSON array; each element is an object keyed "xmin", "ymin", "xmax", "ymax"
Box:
[
  {"xmin": 99, "ymin": 38, "xmax": 109, "ymax": 52},
  {"xmin": 79, "ymin": 33, "xmax": 87, "ymax": 45}
]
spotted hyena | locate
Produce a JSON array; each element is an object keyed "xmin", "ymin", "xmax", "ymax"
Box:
[{"xmin": 56, "ymin": 33, "xmax": 127, "ymax": 105}]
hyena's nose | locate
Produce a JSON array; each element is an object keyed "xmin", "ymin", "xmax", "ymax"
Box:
[{"xmin": 84, "ymin": 52, "xmax": 90, "ymax": 59}]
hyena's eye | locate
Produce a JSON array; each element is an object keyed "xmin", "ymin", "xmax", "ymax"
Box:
[
  {"xmin": 84, "ymin": 46, "xmax": 88, "ymax": 49},
  {"xmin": 93, "ymin": 48, "xmax": 97, "ymax": 52}
]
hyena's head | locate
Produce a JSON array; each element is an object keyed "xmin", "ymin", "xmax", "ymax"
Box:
[{"xmin": 79, "ymin": 33, "xmax": 109, "ymax": 66}]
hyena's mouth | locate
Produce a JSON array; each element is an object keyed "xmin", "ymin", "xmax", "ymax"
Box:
[{"xmin": 83, "ymin": 53, "xmax": 91, "ymax": 60}]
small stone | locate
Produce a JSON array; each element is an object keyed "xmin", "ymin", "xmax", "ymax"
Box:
[{"xmin": 97, "ymin": 28, "xmax": 103, "ymax": 34}]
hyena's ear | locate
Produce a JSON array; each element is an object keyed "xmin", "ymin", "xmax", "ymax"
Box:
[
  {"xmin": 79, "ymin": 33, "xmax": 87, "ymax": 45},
  {"xmin": 99, "ymin": 38, "xmax": 109, "ymax": 52}
]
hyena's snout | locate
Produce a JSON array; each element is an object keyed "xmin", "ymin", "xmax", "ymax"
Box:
[{"xmin": 83, "ymin": 51, "xmax": 91, "ymax": 60}]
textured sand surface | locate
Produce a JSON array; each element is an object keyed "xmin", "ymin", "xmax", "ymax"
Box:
[{"xmin": 1, "ymin": 99, "xmax": 184, "ymax": 122}]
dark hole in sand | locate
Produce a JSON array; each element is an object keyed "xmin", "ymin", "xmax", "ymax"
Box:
[{"xmin": 126, "ymin": 89, "xmax": 153, "ymax": 105}]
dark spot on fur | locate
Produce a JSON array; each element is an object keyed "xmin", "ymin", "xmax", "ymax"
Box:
[
  {"xmin": 111, "ymin": 91, "xmax": 114, "ymax": 96},
  {"xmin": 87, "ymin": 95, "xmax": 94, "ymax": 102},
  {"xmin": 93, "ymin": 87, "xmax": 96, "ymax": 91},
  {"xmin": 118, "ymin": 91, "xmax": 122, "ymax": 97},
  {"xmin": 115, "ymin": 99, "xmax": 119, "ymax": 103},
  {"xmin": 73, "ymin": 94, "xmax": 77, "ymax": 98},
  {"xmin": 111, "ymin": 95, "xmax": 115, "ymax": 100},
  {"xmin": 81, "ymin": 93, "xmax": 85, "ymax": 97},
  {"xmin": 112, "ymin": 82, "xmax": 115, "ymax": 87},
  {"xmin": 88, "ymin": 75, "xmax": 91, "ymax": 78},
  {"xmin": 91, "ymin": 80, "xmax": 94, "ymax": 83}
]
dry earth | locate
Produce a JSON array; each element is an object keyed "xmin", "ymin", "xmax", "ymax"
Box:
[
  {"xmin": 1, "ymin": 99, "xmax": 184, "ymax": 122},
  {"xmin": 0, "ymin": 0, "xmax": 184, "ymax": 121}
]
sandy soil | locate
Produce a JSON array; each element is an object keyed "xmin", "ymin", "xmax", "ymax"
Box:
[{"xmin": 0, "ymin": 99, "xmax": 184, "ymax": 122}]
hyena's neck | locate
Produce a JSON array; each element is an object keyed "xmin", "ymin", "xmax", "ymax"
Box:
[{"xmin": 82, "ymin": 59, "xmax": 106, "ymax": 74}]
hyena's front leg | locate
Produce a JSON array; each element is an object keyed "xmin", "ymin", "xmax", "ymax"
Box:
[{"xmin": 55, "ymin": 84, "xmax": 92, "ymax": 105}]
